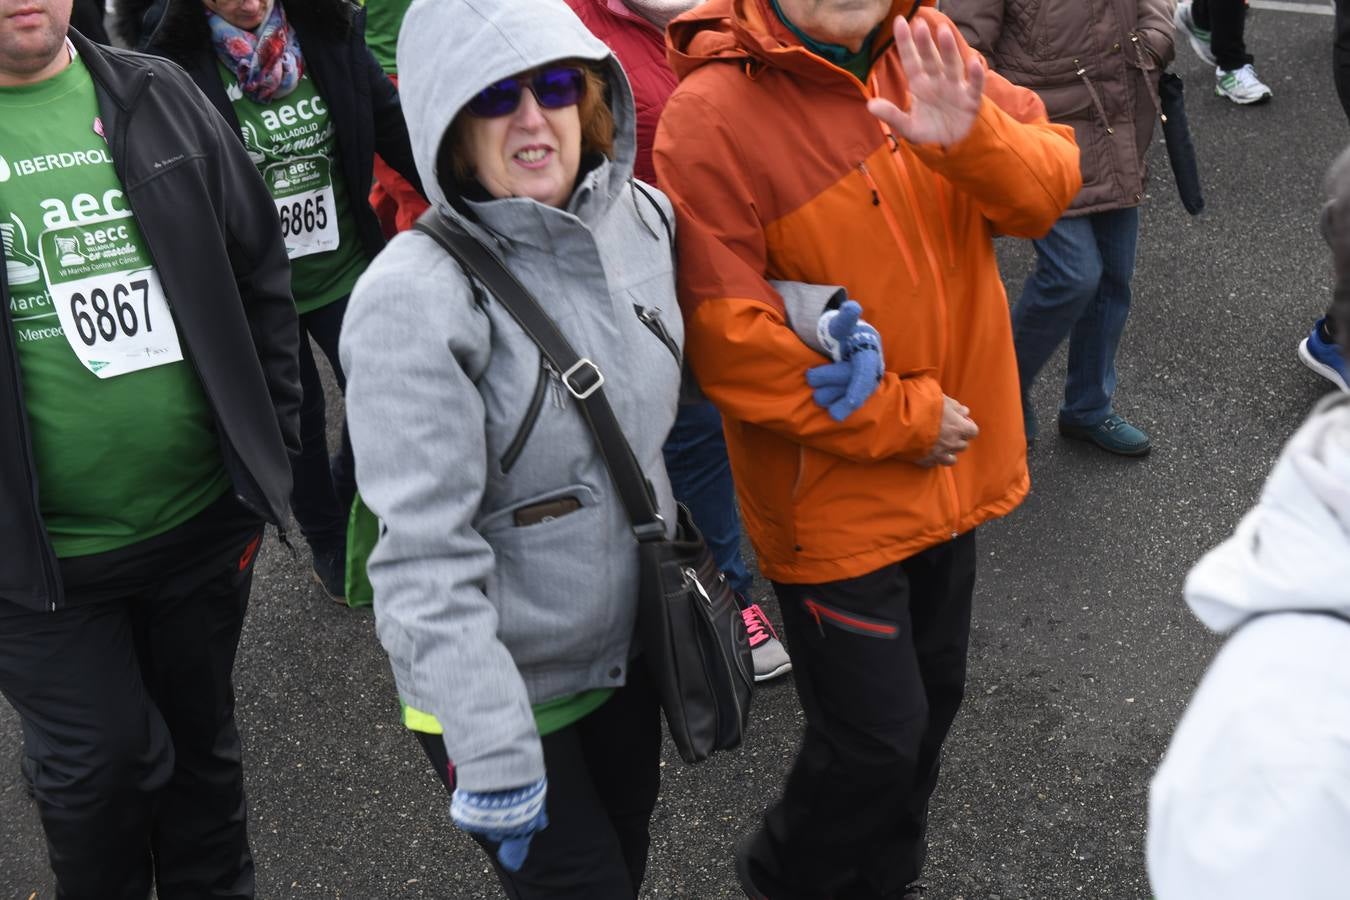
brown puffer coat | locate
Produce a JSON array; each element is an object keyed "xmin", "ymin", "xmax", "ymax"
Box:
[{"xmin": 946, "ymin": 0, "xmax": 1176, "ymax": 216}]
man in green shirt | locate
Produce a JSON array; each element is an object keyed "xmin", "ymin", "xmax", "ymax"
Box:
[{"xmin": 0, "ymin": 0, "xmax": 300, "ymax": 895}]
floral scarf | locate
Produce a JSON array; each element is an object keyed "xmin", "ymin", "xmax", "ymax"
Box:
[{"xmin": 208, "ymin": 1, "xmax": 304, "ymax": 103}]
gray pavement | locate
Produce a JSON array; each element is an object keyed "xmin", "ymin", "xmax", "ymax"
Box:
[{"xmin": 4, "ymin": 6, "xmax": 1348, "ymax": 897}]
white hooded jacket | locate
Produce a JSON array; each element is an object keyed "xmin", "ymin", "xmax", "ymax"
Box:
[{"xmin": 1148, "ymin": 393, "xmax": 1350, "ymax": 900}]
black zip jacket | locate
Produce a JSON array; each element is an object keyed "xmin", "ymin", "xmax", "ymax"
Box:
[
  {"xmin": 131, "ymin": 0, "xmax": 423, "ymax": 263},
  {"xmin": 0, "ymin": 30, "xmax": 301, "ymax": 612}
]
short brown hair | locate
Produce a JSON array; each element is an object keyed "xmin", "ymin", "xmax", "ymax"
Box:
[{"xmin": 441, "ymin": 63, "xmax": 614, "ymax": 193}]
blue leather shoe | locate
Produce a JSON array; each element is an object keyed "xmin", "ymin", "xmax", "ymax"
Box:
[{"xmin": 1058, "ymin": 413, "xmax": 1151, "ymax": 457}]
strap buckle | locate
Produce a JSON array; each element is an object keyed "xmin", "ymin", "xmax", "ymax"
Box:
[
  {"xmin": 633, "ymin": 516, "xmax": 666, "ymax": 543},
  {"xmin": 562, "ymin": 358, "xmax": 604, "ymax": 400}
]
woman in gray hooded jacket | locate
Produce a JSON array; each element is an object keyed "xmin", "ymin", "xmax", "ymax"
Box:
[{"xmin": 339, "ymin": 0, "xmax": 683, "ymax": 895}]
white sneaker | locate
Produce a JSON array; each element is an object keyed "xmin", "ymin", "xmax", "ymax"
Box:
[
  {"xmin": 1175, "ymin": 1, "xmax": 1217, "ymax": 66},
  {"xmin": 1215, "ymin": 64, "xmax": 1272, "ymax": 105}
]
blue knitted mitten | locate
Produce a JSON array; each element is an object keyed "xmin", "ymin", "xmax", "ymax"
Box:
[{"xmin": 450, "ymin": 777, "xmax": 548, "ymax": 872}]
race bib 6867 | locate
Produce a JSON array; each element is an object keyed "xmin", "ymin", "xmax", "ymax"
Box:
[{"xmin": 39, "ymin": 209, "xmax": 181, "ymax": 379}]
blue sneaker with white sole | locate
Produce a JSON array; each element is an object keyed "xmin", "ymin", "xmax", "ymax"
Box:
[{"xmin": 1298, "ymin": 317, "xmax": 1349, "ymax": 392}]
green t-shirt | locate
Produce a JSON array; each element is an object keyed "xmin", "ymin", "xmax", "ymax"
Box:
[
  {"xmin": 531, "ymin": 689, "xmax": 615, "ymax": 736},
  {"xmin": 363, "ymin": 0, "xmax": 416, "ymax": 75},
  {"xmin": 0, "ymin": 56, "xmax": 230, "ymax": 557},
  {"xmin": 221, "ymin": 64, "xmax": 367, "ymax": 314}
]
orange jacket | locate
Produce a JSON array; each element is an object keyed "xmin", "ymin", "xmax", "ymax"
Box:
[{"xmin": 653, "ymin": 0, "xmax": 1081, "ymax": 585}]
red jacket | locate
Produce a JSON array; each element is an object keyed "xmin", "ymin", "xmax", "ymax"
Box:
[{"xmin": 564, "ymin": 0, "xmax": 677, "ymax": 185}]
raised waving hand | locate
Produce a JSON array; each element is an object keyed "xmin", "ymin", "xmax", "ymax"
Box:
[{"xmin": 867, "ymin": 16, "xmax": 984, "ymax": 148}]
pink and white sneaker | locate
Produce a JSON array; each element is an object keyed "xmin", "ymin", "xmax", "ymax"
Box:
[{"xmin": 741, "ymin": 603, "xmax": 792, "ymax": 683}]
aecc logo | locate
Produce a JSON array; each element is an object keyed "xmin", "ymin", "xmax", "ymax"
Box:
[{"xmin": 259, "ymin": 96, "xmax": 328, "ymax": 132}]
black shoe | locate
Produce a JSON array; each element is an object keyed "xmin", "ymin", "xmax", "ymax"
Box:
[
  {"xmin": 733, "ymin": 832, "xmax": 773, "ymax": 900},
  {"xmin": 902, "ymin": 880, "xmax": 928, "ymax": 900},
  {"xmin": 311, "ymin": 544, "xmax": 347, "ymax": 604}
]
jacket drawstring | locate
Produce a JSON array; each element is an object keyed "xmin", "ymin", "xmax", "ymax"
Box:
[
  {"xmin": 1130, "ymin": 33, "xmax": 1168, "ymax": 124},
  {"xmin": 1076, "ymin": 64, "xmax": 1114, "ymax": 135}
]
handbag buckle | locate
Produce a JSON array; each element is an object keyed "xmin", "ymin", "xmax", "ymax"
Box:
[
  {"xmin": 562, "ymin": 358, "xmax": 604, "ymax": 399},
  {"xmin": 633, "ymin": 516, "xmax": 666, "ymax": 543}
]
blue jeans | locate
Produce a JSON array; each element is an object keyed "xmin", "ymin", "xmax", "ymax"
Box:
[
  {"xmin": 292, "ymin": 296, "xmax": 356, "ymax": 554},
  {"xmin": 661, "ymin": 399, "xmax": 754, "ymax": 599},
  {"xmin": 1013, "ymin": 207, "xmax": 1139, "ymax": 429}
]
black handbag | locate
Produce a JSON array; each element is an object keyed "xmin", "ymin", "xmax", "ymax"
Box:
[{"xmin": 414, "ymin": 210, "xmax": 754, "ymax": 764}]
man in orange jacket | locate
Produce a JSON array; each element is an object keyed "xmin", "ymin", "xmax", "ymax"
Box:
[
  {"xmin": 653, "ymin": 1, "xmax": 1080, "ymax": 896},
  {"xmin": 565, "ymin": 0, "xmax": 795, "ymax": 683}
]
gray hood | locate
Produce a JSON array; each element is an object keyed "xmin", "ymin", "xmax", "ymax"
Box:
[{"xmin": 396, "ymin": 0, "xmax": 638, "ymax": 227}]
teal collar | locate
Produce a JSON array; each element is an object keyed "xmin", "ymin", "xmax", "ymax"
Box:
[{"xmin": 769, "ymin": 0, "xmax": 880, "ymax": 76}]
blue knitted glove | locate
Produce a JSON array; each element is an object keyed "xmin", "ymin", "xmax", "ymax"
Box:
[
  {"xmin": 808, "ymin": 301, "xmax": 885, "ymax": 421},
  {"xmin": 450, "ymin": 777, "xmax": 548, "ymax": 872}
]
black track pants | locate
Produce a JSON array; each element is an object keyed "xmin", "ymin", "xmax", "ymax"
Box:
[
  {"xmin": 0, "ymin": 494, "xmax": 264, "ymax": 899},
  {"xmin": 745, "ymin": 532, "xmax": 977, "ymax": 899},
  {"xmin": 1193, "ymin": 0, "xmax": 1253, "ymax": 71}
]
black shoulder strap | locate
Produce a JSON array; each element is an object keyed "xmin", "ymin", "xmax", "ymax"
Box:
[
  {"xmin": 414, "ymin": 209, "xmax": 666, "ymax": 540},
  {"xmin": 631, "ymin": 181, "xmax": 672, "ymax": 245}
]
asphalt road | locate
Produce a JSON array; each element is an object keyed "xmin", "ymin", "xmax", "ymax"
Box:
[{"xmin": 4, "ymin": 6, "xmax": 1348, "ymax": 897}]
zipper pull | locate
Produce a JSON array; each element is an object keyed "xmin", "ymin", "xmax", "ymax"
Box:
[
  {"xmin": 274, "ymin": 524, "xmax": 297, "ymax": 559},
  {"xmin": 683, "ymin": 567, "xmax": 714, "ymax": 607},
  {"xmin": 858, "ymin": 163, "xmax": 881, "ymax": 206}
]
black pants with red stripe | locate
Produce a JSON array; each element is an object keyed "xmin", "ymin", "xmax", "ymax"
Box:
[
  {"xmin": 0, "ymin": 493, "xmax": 264, "ymax": 900},
  {"xmin": 746, "ymin": 531, "xmax": 977, "ymax": 899}
]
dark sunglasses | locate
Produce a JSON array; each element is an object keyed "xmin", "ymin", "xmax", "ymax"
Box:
[{"xmin": 465, "ymin": 66, "xmax": 587, "ymax": 118}]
